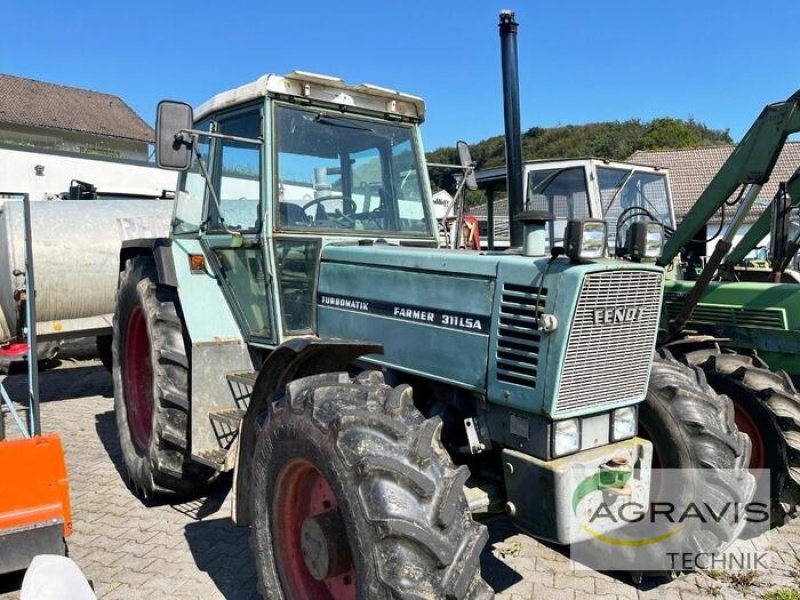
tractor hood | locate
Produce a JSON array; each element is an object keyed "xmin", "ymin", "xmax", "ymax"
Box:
[{"xmin": 316, "ymin": 245, "xmax": 663, "ymax": 418}]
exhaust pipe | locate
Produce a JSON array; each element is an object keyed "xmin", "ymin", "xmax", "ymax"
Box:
[{"xmin": 499, "ymin": 9, "xmax": 524, "ymax": 247}]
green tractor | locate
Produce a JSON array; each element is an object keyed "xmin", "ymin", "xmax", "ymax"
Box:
[
  {"xmin": 112, "ymin": 14, "xmax": 754, "ymax": 598},
  {"xmin": 654, "ymin": 92, "xmax": 800, "ymax": 526},
  {"xmin": 474, "ymin": 89, "xmax": 800, "ymax": 526}
]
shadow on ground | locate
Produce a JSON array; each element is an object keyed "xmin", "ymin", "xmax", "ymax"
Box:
[
  {"xmin": 184, "ymin": 497, "xmax": 258, "ymax": 599},
  {"xmin": 0, "ymin": 571, "xmax": 23, "ymax": 596},
  {"xmin": 2, "ymin": 364, "xmax": 111, "ymax": 404},
  {"xmin": 481, "ymin": 515, "xmax": 674, "ymax": 593}
]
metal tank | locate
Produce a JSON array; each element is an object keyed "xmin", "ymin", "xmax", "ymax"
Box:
[{"xmin": 0, "ymin": 199, "xmax": 172, "ymax": 344}]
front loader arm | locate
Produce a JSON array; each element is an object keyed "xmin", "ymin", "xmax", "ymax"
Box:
[
  {"xmin": 723, "ymin": 166, "xmax": 800, "ymax": 269},
  {"xmin": 658, "ymin": 90, "xmax": 800, "ymax": 266}
]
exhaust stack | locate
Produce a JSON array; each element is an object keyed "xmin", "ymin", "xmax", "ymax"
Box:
[{"xmin": 499, "ymin": 10, "xmax": 524, "ymax": 247}]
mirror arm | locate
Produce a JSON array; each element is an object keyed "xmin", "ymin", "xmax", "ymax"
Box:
[
  {"xmin": 190, "ymin": 134, "xmax": 242, "ymax": 239},
  {"xmin": 181, "ymin": 128, "xmax": 263, "ymax": 145}
]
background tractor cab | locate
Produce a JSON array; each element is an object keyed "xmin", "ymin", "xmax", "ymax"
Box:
[{"xmin": 475, "ymin": 158, "xmax": 673, "ymax": 259}]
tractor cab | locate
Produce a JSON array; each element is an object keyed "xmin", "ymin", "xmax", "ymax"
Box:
[
  {"xmin": 158, "ymin": 72, "xmax": 439, "ymax": 346},
  {"xmin": 475, "ymin": 158, "xmax": 674, "ymax": 256}
]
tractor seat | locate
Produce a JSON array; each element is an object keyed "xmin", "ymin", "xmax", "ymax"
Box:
[{"xmin": 279, "ymin": 202, "xmax": 309, "ymax": 227}]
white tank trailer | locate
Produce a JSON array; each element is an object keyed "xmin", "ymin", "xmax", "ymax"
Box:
[{"xmin": 0, "ymin": 199, "xmax": 172, "ymax": 364}]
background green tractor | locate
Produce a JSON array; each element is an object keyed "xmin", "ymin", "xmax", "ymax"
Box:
[{"xmin": 475, "ymin": 89, "xmax": 800, "ymax": 526}]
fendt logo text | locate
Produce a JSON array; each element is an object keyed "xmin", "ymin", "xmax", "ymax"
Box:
[{"xmin": 592, "ymin": 306, "xmax": 645, "ymax": 325}]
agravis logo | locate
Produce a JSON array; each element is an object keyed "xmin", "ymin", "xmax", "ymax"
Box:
[
  {"xmin": 571, "ymin": 471, "xmax": 768, "ymax": 547},
  {"xmin": 571, "ymin": 470, "xmax": 683, "ymax": 546}
]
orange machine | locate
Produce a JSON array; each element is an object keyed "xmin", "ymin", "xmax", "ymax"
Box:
[{"xmin": 0, "ymin": 433, "xmax": 72, "ymax": 574}]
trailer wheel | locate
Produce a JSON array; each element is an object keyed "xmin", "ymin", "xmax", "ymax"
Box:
[
  {"xmin": 251, "ymin": 371, "xmax": 493, "ymax": 600},
  {"xmin": 680, "ymin": 347, "xmax": 800, "ymax": 526},
  {"xmin": 638, "ymin": 350, "xmax": 755, "ymax": 562},
  {"xmin": 113, "ymin": 256, "xmax": 216, "ymax": 498}
]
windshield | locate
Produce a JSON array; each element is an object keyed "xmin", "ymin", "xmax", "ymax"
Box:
[
  {"xmin": 526, "ymin": 166, "xmax": 591, "ymax": 245},
  {"xmin": 274, "ymin": 105, "xmax": 432, "ymax": 235},
  {"xmin": 598, "ymin": 167, "xmax": 672, "ymax": 252}
]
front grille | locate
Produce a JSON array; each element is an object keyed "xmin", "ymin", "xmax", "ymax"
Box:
[
  {"xmin": 663, "ymin": 293, "xmax": 786, "ymax": 330},
  {"xmin": 496, "ymin": 283, "xmax": 545, "ymax": 388},
  {"xmin": 555, "ymin": 270, "xmax": 663, "ymax": 415}
]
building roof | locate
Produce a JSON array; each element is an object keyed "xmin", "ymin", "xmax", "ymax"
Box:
[
  {"xmin": 628, "ymin": 142, "xmax": 800, "ymax": 223},
  {"xmin": 0, "ymin": 74, "xmax": 153, "ymax": 143}
]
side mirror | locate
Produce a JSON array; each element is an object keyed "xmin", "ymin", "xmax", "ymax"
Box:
[
  {"xmin": 155, "ymin": 100, "xmax": 194, "ymax": 170},
  {"xmin": 456, "ymin": 141, "xmax": 478, "ymax": 191}
]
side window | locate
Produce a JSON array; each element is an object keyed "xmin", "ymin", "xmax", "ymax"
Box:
[
  {"xmin": 173, "ymin": 119, "xmax": 211, "ymax": 234},
  {"xmin": 209, "ymin": 109, "xmax": 262, "ymax": 232},
  {"xmin": 274, "ymin": 239, "xmax": 320, "ymax": 333}
]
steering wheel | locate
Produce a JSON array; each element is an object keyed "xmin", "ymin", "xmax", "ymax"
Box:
[{"xmin": 302, "ymin": 194, "xmax": 357, "ymax": 227}]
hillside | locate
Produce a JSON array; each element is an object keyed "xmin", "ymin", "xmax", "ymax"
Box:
[{"xmin": 426, "ymin": 117, "xmax": 732, "ymax": 193}]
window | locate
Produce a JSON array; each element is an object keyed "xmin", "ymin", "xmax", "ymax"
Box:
[
  {"xmin": 274, "ymin": 239, "xmax": 320, "ymax": 333},
  {"xmin": 527, "ymin": 166, "xmax": 590, "ymax": 245},
  {"xmin": 275, "ymin": 105, "xmax": 431, "ymax": 235},
  {"xmin": 598, "ymin": 168, "xmax": 672, "ymax": 253},
  {"xmin": 208, "ymin": 108, "xmax": 262, "ymax": 232}
]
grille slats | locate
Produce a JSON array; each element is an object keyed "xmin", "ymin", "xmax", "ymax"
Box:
[
  {"xmin": 496, "ymin": 284, "xmax": 545, "ymax": 387},
  {"xmin": 555, "ymin": 270, "xmax": 663, "ymax": 415},
  {"xmin": 663, "ymin": 297, "xmax": 786, "ymax": 330}
]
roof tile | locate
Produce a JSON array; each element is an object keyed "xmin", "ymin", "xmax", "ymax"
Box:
[{"xmin": 0, "ymin": 73, "xmax": 153, "ymax": 143}]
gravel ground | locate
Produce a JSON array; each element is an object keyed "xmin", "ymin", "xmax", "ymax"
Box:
[{"xmin": 0, "ymin": 342, "xmax": 798, "ymax": 599}]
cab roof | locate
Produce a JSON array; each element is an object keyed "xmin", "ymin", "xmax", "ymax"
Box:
[{"xmin": 195, "ymin": 71, "xmax": 425, "ymax": 123}]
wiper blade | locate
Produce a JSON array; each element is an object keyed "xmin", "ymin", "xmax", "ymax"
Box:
[{"xmin": 313, "ymin": 114, "xmax": 374, "ymax": 132}]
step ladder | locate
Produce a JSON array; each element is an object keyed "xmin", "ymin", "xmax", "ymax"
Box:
[{"xmin": 194, "ymin": 370, "xmax": 258, "ymax": 470}]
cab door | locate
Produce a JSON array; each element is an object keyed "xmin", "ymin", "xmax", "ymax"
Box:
[{"xmin": 201, "ymin": 104, "xmax": 274, "ymax": 344}]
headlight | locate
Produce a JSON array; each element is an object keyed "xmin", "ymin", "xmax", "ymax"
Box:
[
  {"xmin": 626, "ymin": 221, "xmax": 664, "ymax": 259},
  {"xmin": 553, "ymin": 419, "xmax": 581, "ymax": 457},
  {"xmin": 565, "ymin": 219, "xmax": 607, "ymax": 260},
  {"xmin": 611, "ymin": 406, "xmax": 637, "ymax": 441}
]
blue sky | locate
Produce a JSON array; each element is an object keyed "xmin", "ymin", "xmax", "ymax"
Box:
[{"xmin": 2, "ymin": 0, "xmax": 799, "ymax": 151}]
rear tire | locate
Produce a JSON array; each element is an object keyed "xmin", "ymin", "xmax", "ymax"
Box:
[
  {"xmin": 113, "ymin": 256, "xmax": 216, "ymax": 499},
  {"xmin": 251, "ymin": 371, "xmax": 493, "ymax": 599},
  {"xmin": 638, "ymin": 350, "xmax": 755, "ymax": 563},
  {"xmin": 680, "ymin": 347, "xmax": 800, "ymax": 526}
]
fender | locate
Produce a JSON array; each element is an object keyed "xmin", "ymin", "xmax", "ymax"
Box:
[
  {"xmin": 118, "ymin": 238, "xmax": 177, "ymax": 288},
  {"xmin": 233, "ymin": 337, "xmax": 383, "ymax": 525}
]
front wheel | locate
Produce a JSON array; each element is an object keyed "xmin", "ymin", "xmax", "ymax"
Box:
[
  {"xmin": 250, "ymin": 371, "xmax": 493, "ymax": 599},
  {"xmin": 638, "ymin": 350, "xmax": 755, "ymax": 561},
  {"xmin": 680, "ymin": 347, "xmax": 800, "ymax": 526}
]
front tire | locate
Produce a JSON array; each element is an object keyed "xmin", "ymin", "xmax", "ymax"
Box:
[
  {"xmin": 638, "ymin": 350, "xmax": 755, "ymax": 561},
  {"xmin": 251, "ymin": 371, "xmax": 493, "ymax": 599},
  {"xmin": 113, "ymin": 256, "xmax": 216, "ymax": 498},
  {"xmin": 680, "ymin": 347, "xmax": 800, "ymax": 526}
]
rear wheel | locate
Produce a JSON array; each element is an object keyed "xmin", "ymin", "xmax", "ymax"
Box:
[
  {"xmin": 680, "ymin": 347, "xmax": 800, "ymax": 526},
  {"xmin": 638, "ymin": 350, "xmax": 755, "ymax": 562},
  {"xmin": 113, "ymin": 256, "xmax": 216, "ymax": 498},
  {"xmin": 251, "ymin": 371, "xmax": 493, "ymax": 599}
]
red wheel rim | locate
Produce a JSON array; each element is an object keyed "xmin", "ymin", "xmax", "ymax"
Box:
[
  {"xmin": 273, "ymin": 459, "xmax": 356, "ymax": 600},
  {"xmin": 123, "ymin": 305, "xmax": 153, "ymax": 451},
  {"xmin": 734, "ymin": 404, "xmax": 766, "ymax": 471}
]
